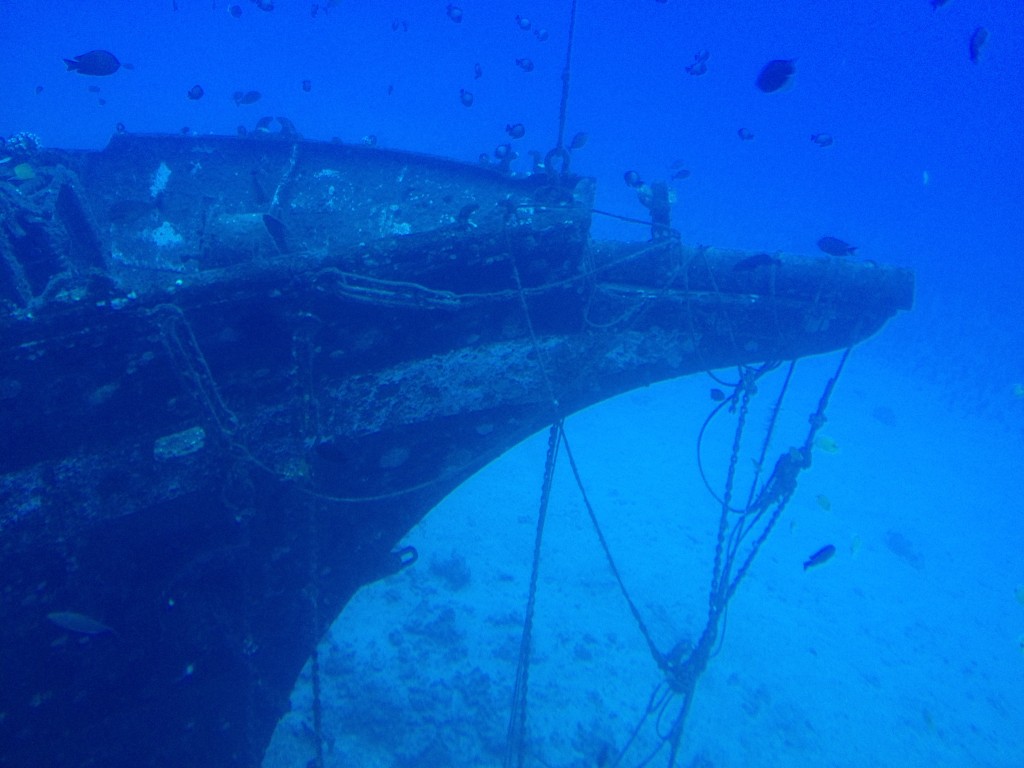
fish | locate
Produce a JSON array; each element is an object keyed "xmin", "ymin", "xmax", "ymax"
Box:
[
  {"xmin": 446, "ymin": 4, "xmax": 463, "ymax": 23},
  {"xmin": 187, "ymin": 85, "xmax": 204, "ymax": 100},
  {"xmin": 459, "ymin": 88, "xmax": 474, "ymax": 107},
  {"xmin": 623, "ymin": 170, "xmax": 643, "ymax": 189},
  {"xmin": 228, "ymin": 4, "xmax": 242, "ymax": 17},
  {"xmin": 811, "ymin": 133, "xmax": 834, "ymax": 147},
  {"xmin": 737, "ymin": 127, "xmax": 755, "ymax": 141},
  {"xmin": 815, "ymin": 435, "xmax": 839, "ymax": 453},
  {"xmin": 816, "ymin": 236, "xmax": 857, "ymax": 256},
  {"xmin": 63, "ymin": 50, "xmax": 121, "ymax": 76},
  {"xmin": 474, "ymin": 62, "xmax": 483, "ymax": 79},
  {"xmin": 234, "ymin": 90, "xmax": 262, "ymax": 105},
  {"xmin": 733, "ymin": 252, "xmax": 781, "ymax": 271},
  {"xmin": 969, "ymin": 27, "xmax": 988, "ymax": 64},
  {"xmin": 671, "ymin": 168, "xmax": 691, "ymax": 180},
  {"xmin": 685, "ymin": 61, "xmax": 707, "ymax": 76},
  {"xmin": 515, "ymin": 57, "xmax": 535, "ymax": 72},
  {"xmin": 569, "ymin": 131, "xmax": 588, "ymax": 150},
  {"xmin": 692, "ymin": 49, "xmax": 710, "ymax": 64},
  {"xmin": 930, "ymin": 0, "xmax": 951, "ymax": 9},
  {"xmin": 302, "ymin": 79, "xmax": 312, "ymax": 92},
  {"xmin": 709, "ymin": 388, "xmax": 726, "ymax": 402},
  {"xmin": 47, "ymin": 611, "xmax": 116, "ymax": 635},
  {"xmin": 803, "ymin": 544, "xmax": 836, "ymax": 570},
  {"xmin": 534, "ymin": 28, "xmax": 549, "ymax": 42},
  {"xmin": 815, "ymin": 494, "xmax": 832, "ymax": 511},
  {"xmin": 87, "ymin": 85, "xmax": 102, "ymax": 93},
  {"xmin": 254, "ymin": 116, "xmax": 274, "ymax": 133},
  {"xmin": 516, "ymin": 15, "xmax": 531, "ymax": 31},
  {"xmin": 755, "ymin": 59, "xmax": 796, "ymax": 92},
  {"xmin": 505, "ymin": 123, "xmax": 526, "ymax": 139}
]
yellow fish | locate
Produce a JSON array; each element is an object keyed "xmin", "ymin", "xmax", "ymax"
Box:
[{"xmin": 815, "ymin": 436, "xmax": 839, "ymax": 453}]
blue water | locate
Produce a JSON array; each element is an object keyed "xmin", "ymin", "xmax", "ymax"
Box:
[{"xmin": 3, "ymin": 1, "xmax": 1022, "ymax": 766}]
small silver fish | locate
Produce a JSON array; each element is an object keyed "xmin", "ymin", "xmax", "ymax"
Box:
[{"xmin": 47, "ymin": 611, "xmax": 116, "ymax": 636}]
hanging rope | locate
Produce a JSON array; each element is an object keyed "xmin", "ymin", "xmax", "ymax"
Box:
[{"xmin": 504, "ymin": 421, "xmax": 563, "ymax": 768}]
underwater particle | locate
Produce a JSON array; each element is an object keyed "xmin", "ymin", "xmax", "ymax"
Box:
[
  {"xmin": 186, "ymin": 84, "xmax": 204, "ymax": 100},
  {"xmin": 228, "ymin": 4, "xmax": 242, "ymax": 17},
  {"xmin": 569, "ymin": 131, "xmax": 588, "ymax": 150},
  {"xmin": 803, "ymin": 544, "xmax": 836, "ymax": 571},
  {"xmin": 47, "ymin": 611, "xmax": 115, "ymax": 636},
  {"xmin": 459, "ymin": 88, "xmax": 474, "ymax": 107},
  {"xmin": 623, "ymin": 170, "xmax": 643, "ymax": 188},
  {"xmin": 505, "ymin": 122, "xmax": 525, "ymax": 139},
  {"xmin": 733, "ymin": 253, "xmax": 781, "ymax": 271},
  {"xmin": 969, "ymin": 27, "xmax": 988, "ymax": 63},
  {"xmin": 755, "ymin": 59, "xmax": 796, "ymax": 92},
  {"xmin": 446, "ymin": 4, "xmax": 463, "ymax": 23},
  {"xmin": 815, "ymin": 493, "xmax": 832, "ymax": 512},
  {"xmin": 811, "ymin": 133, "xmax": 834, "ymax": 147},
  {"xmin": 515, "ymin": 57, "xmax": 535, "ymax": 72},
  {"xmin": 474, "ymin": 62, "xmax": 483, "ymax": 79},
  {"xmin": 817, "ymin": 236, "xmax": 857, "ymax": 256},
  {"xmin": 63, "ymin": 50, "xmax": 121, "ymax": 76},
  {"xmin": 709, "ymin": 388, "xmax": 725, "ymax": 402},
  {"xmin": 302, "ymin": 79, "xmax": 312, "ymax": 92},
  {"xmin": 737, "ymin": 127, "xmax": 755, "ymax": 141},
  {"xmin": 516, "ymin": 15, "xmax": 531, "ymax": 31},
  {"xmin": 815, "ymin": 435, "xmax": 840, "ymax": 453},
  {"xmin": 361, "ymin": 134, "xmax": 377, "ymax": 147},
  {"xmin": 534, "ymin": 27, "xmax": 549, "ymax": 42},
  {"xmin": 234, "ymin": 90, "xmax": 262, "ymax": 105}
]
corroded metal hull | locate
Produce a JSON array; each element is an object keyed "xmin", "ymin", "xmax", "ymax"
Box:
[{"xmin": 0, "ymin": 134, "xmax": 913, "ymax": 767}]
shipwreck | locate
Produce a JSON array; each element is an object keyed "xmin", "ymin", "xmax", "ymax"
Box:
[{"xmin": 0, "ymin": 133, "xmax": 913, "ymax": 767}]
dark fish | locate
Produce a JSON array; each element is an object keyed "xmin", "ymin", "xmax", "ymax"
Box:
[
  {"xmin": 733, "ymin": 252, "xmax": 781, "ymax": 271},
  {"xmin": 34, "ymin": 85, "xmax": 43, "ymax": 95},
  {"xmin": 969, "ymin": 27, "xmax": 988, "ymax": 64},
  {"xmin": 516, "ymin": 15, "xmax": 531, "ymax": 31},
  {"xmin": 930, "ymin": 0, "xmax": 951, "ymax": 9},
  {"xmin": 87, "ymin": 85, "xmax": 101, "ymax": 93},
  {"xmin": 187, "ymin": 84, "xmax": 204, "ymax": 100},
  {"xmin": 515, "ymin": 57, "xmax": 535, "ymax": 72},
  {"xmin": 623, "ymin": 170, "xmax": 643, "ymax": 188},
  {"xmin": 534, "ymin": 28, "xmax": 549, "ymax": 42},
  {"xmin": 228, "ymin": 4, "xmax": 242, "ymax": 17},
  {"xmin": 811, "ymin": 133, "xmax": 834, "ymax": 147},
  {"xmin": 115, "ymin": 121, "xmax": 127, "ymax": 134},
  {"xmin": 803, "ymin": 544, "xmax": 836, "ymax": 570},
  {"xmin": 97, "ymin": 98, "xmax": 107, "ymax": 106},
  {"xmin": 569, "ymin": 131, "xmax": 588, "ymax": 150},
  {"xmin": 685, "ymin": 61, "xmax": 707, "ymax": 76},
  {"xmin": 63, "ymin": 50, "xmax": 121, "ymax": 76},
  {"xmin": 755, "ymin": 59, "xmax": 796, "ymax": 92},
  {"xmin": 709, "ymin": 388, "xmax": 726, "ymax": 402},
  {"xmin": 693, "ymin": 49, "xmax": 710, "ymax": 64},
  {"xmin": 47, "ymin": 611, "xmax": 115, "ymax": 635},
  {"xmin": 459, "ymin": 88, "xmax": 474, "ymax": 107},
  {"xmin": 302, "ymin": 79, "xmax": 312, "ymax": 92},
  {"xmin": 671, "ymin": 168, "xmax": 691, "ymax": 180},
  {"xmin": 254, "ymin": 0, "xmax": 274, "ymax": 10},
  {"xmin": 737, "ymin": 127, "xmax": 755, "ymax": 141},
  {"xmin": 474, "ymin": 62, "xmax": 483, "ymax": 79},
  {"xmin": 277, "ymin": 116, "xmax": 297, "ymax": 135},
  {"xmin": 817, "ymin": 236, "xmax": 857, "ymax": 256},
  {"xmin": 446, "ymin": 4, "xmax": 463, "ymax": 23},
  {"xmin": 122, "ymin": 62, "xmax": 135, "ymax": 71},
  {"xmin": 505, "ymin": 123, "xmax": 526, "ymax": 139},
  {"xmin": 234, "ymin": 90, "xmax": 262, "ymax": 105},
  {"xmin": 494, "ymin": 143, "xmax": 513, "ymax": 159},
  {"xmin": 254, "ymin": 116, "xmax": 274, "ymax": 132},
  {"xmin": 457, "ymin": 203, "xmax": 479, "ymax": 225}
]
